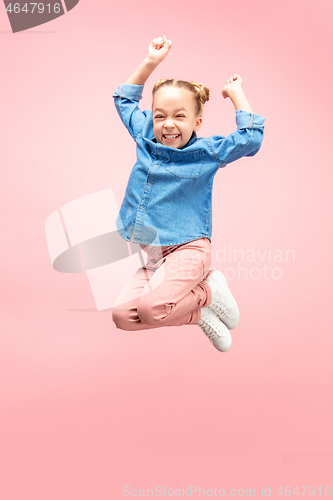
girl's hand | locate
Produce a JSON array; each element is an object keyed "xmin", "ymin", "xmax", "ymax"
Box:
[
  {"xmin": 222, "ymin": 74, "xmax": 243, "ymax": 99},
  {"xmin": 147, "ymin": 35, "xmax": 172, "ymax": 65}
]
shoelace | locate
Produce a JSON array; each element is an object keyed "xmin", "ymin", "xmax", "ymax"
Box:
[
  {"xmin": 210, "ymin": 298, "xmax": 232, "ymax": 317},
  {"xmin": 198, "ymin": 317, "xmax": 221, "ymax": 341}
]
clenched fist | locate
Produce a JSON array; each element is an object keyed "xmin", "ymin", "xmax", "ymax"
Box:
[
  {"xmin": 222, "ymin": 75, "xmax": 243, "ymax": 99},
  {"xmin": 147, "ymin": 35, "xmax": 172, "ymax": 65}
]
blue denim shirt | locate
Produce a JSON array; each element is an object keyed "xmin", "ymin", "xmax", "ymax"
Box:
[{"xmin": 112, "ymin": 83, "xmax": 266, "ymax": 246}]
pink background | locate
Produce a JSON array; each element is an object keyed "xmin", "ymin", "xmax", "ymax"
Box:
[{"xmin": 1, "ymin": 0, "xmax": 333, "ymax": 498}]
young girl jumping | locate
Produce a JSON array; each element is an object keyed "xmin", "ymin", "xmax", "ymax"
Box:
[{"xmin": 111, "ymin": 35, "xmax": 265, "ymax": 352}]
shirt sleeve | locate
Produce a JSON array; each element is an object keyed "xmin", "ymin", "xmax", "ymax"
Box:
[
  {"xmin": 112, "ymin": 83, "xmax": 147, "ymax": 141},
  {"xmin": 208, "ymin": 110, "xmax": 266, "ymax": 167}
]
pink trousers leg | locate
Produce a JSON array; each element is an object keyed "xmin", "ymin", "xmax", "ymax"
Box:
[{"xmin": 111, "ymin": 237, "xmax": 212, "ymax": 331}]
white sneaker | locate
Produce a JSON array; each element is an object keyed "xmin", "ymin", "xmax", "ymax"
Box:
[
  {"xmin": 197, "ymin": 307, "xmax": 232, "ymax": 352},
  {"xmin": 204, "ymin": 270, "xmax": 239, "ymax": 329}
]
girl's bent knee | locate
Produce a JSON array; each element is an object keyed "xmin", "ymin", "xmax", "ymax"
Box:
[{"xmin": 111, "ymin": 308, "xmax": 131, "ymax": 331}]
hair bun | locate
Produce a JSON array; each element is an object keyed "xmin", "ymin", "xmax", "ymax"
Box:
[{"xmin": 190, "ymin": 82, "xmax": 210, "ymax": 104}]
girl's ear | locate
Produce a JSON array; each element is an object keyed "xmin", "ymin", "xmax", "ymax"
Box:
[{"xmin": 194, "ymin": 117, "xmax": 203, "ymax": 132}]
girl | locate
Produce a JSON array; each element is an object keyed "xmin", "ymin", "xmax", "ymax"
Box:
[{"xmin": 111, "ymin": 36, "xmax": 265, "ymax": 352}]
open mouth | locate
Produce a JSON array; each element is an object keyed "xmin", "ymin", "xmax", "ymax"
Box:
[{"xmin": 163, "ymin": 134, "xmax": 180, "ymax": 142}]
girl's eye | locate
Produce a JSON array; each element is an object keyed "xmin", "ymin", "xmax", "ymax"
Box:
[
  {"xmin": 155, "ymin": 115, "xmax": 164, "ymax": 119},
  {"xmin": 176, "ymin": 115, "xmax": 185, "ymax": 118}
]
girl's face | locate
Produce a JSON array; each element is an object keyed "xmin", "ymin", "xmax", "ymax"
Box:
[{"xmin": 152, "ymin": 86, "xmax": 203, "ymax": 149}]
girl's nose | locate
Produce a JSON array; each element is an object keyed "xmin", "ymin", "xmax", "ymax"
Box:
[{"xmin": 164, "ymin": 118, "xmax": 174, "ymax": 128}]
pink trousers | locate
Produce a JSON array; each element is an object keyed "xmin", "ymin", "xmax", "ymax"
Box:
[{"xmin": 111, "ymin": 237, "xmax": 213, "ymax": 331}]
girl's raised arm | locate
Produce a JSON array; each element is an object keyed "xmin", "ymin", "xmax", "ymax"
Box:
[{"xmin": 126, "ymin": 36, "xmax": 172, "ymax": 86}]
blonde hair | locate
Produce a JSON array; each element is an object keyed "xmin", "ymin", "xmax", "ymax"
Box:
[{"xmin": 152, "ymin": 79, "xmax": 210, "ymax": 116}]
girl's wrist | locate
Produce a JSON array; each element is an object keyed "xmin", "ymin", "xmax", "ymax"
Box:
[
  {"xmin": 144, "ymin": 56, "xmax": 160, "ymax": 71},
  {"xmin": 228, "ymin": 86, "xmax": 244, "ymax": 98},
  {"xmin": 228, "ymin": 87, "xmax": 253, "ymax": 113}
]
